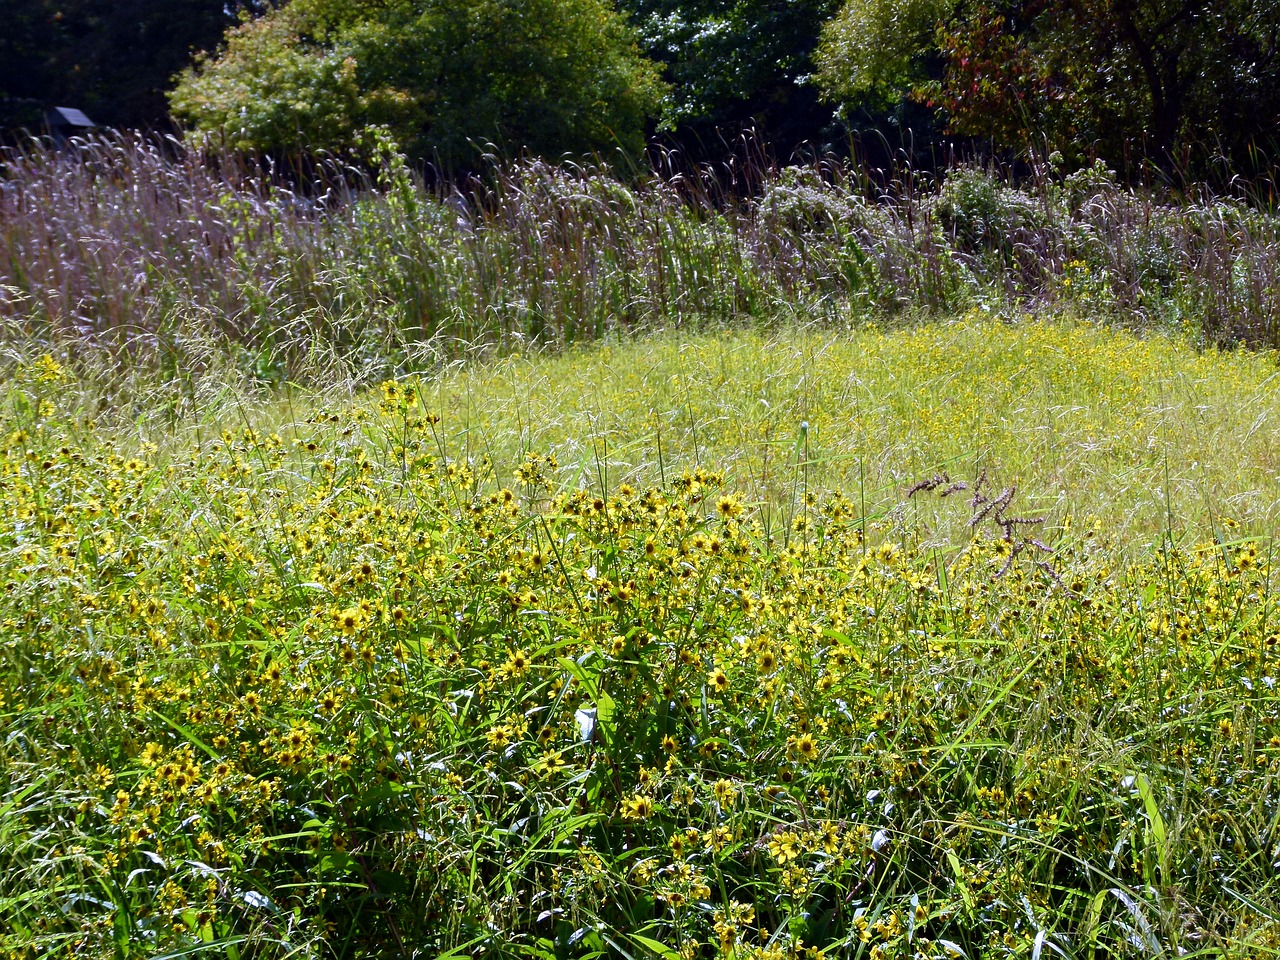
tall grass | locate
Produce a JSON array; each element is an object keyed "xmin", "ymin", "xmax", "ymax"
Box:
[{"xmin": 2, "ymin": 133, "xmax": 1280, "ymax": 385}]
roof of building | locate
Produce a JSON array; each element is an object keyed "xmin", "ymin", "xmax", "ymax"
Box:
[{"xmin": 48, "ymin": 107, "xmax": 96, "ymax": 127}]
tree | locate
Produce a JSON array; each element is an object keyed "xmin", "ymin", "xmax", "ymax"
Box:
[
  {"xmin": 814, "ymin": 0, "xmax": 1280, "ymax": 166},
  {"xmin": 614, "ymin": 0, "xmax": 844, "ymax": 153},
  {"xmin": 813, "ymin": 0, "xmax": 947, "ymax": 112},
  {"xmin": 168, "ymin": 0, "xmax": 667, "ymax": 165}
]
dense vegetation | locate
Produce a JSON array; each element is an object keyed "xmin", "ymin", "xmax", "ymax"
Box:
[
  {"xmin": 3, "ymin": 134, "xmax": 1280, "ymax": 956},
  {"xmin": 816, "ymin": 0, "xmax": 1280, "ymax": 165},
  {"xmin": 168, "ymin": 0, "xmax": 1280, "ymax": 169},
  {"xmin": 3, "ymin": 5, "xmax": 1280, "ymax": 960},
  {"xmin": 8, "ymin": 0, "xmax": 1280, "ymax": 169},
  {"xmin": 168, "ymin": 0, "xmax": 666, "ymax": 165}
]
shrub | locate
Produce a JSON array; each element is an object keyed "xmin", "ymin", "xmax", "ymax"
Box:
[{"xmin": 934, "ymin": 163, "xmax": 1045, "ymax": 253}]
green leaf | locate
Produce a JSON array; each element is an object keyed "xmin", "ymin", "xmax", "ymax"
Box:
[
  {"xmin": 627, "ymin": 933, "xmax": 681, "ymax": 960},
  {"xmin": 1135, "ymin": 772, "xmax": 1168, "ymax": 886}
]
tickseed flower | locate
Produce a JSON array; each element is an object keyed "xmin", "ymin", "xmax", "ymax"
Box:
[
  {"xmin": 712, "ymin": 900, "xmax": 755, "ymax": 947},
  {"xmin": 33, "ymin": 354, "xmax": 65, "ymax": 382},
  {"xmin": 503, "ymin": 648, "xmax": 531, "ymax": 677},
  {"xmin": 793, "ymin": 732, "xmax": 819, "ymax": 763},
  {"xmin": 335, "ymin": 607, "xmax": 363, "ymax": 636},
  {"xmin": 713, "ymin": 778, "xmax": 737, "ymax": 805},
  {"xmin": 704, "ymin": 824, "xmax": 732, "ymax": 852},
  {"xmin": 535, "ymin": 751, "xmax": 566, "ymax": 777},
  {"xmin": 140, "ymin": 742, "xmax": 164, "ymax": 766},
  {"xmin": 767, "ymin": 830, "xmax": 801, "ymax": 864},
  {"xmin": 716, "ymin": 495, "xmax": 743, "ymax": 519},
  {"xmin": 486, "ymin": 724, "xmax": 513, "ymax": 750},
  {"xmin": 630, "ymin": 858, "xmax": 657, "ymax": 884},
  {"xmin": 669, "ymin": 832, "xmax": 687, "ymax": 858},
  {"xmin": 621, "ymin": 795, "xmax": 654, "ymax": 820},
  {"xmin": 781, "ymin": 864, "xmax": 810, "ymax": 896}
]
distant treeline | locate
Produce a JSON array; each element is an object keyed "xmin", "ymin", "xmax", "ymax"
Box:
[{"xmin": 0, "ymin": 1, "xmax": 269, "ymax": 132}]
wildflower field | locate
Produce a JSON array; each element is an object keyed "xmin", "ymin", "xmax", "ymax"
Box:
[{"xmin": 3, "ymin": 318, "xmax": 1280, "ymax": 959}]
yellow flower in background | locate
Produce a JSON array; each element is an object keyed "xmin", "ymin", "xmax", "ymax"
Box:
[{"xmin": 768, "ymin": 830, "xmax": 801, "ymax": 864}]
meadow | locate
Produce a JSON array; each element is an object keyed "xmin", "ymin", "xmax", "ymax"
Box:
[{"xmin": 3, "ymin": 138, "xmax": 1280, "ymax": 959}]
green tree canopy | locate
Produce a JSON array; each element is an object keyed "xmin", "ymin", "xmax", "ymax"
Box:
[
  {"xmin": 169, "ymin": 0, "xmax": 667, "ymax": 165},
  {"xmin": 815, "ymin": 0, "xmax": 1280, "ymax": 166},
  {"xmin": 615, "ymin": 0, "xmax": 843, "ymax": 144},
  {"xmin": 814, "ymin": 0, "xmax": 947, "ymax": 110}
]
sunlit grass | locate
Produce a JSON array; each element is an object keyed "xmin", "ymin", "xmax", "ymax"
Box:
[{"xmin": 424, "ymin": 312, "xmax": 1280, "ymax": 547}]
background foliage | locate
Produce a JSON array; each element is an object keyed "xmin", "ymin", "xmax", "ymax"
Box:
[
  {"xmin": 816, "ymin": 0, "xmax": 1280, "ymax": 168},
  {"xmin": 168, "ymin": 0, "xmax": 666, "ymax": 166},
  {"xmin": 615, "ymin": 0, "xmax": 843, "ymax": 154},
  {"xmin": 3, "ymin": 0, "xmax": 1279, "ymax": 169}
]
